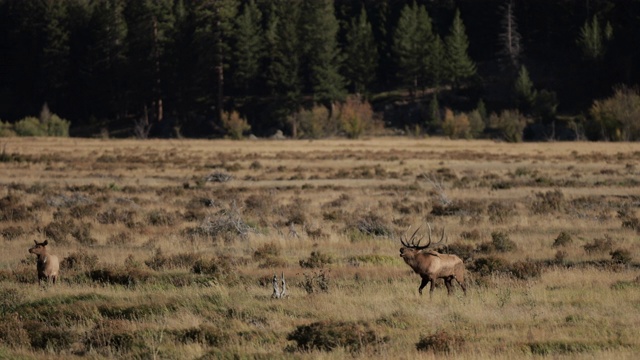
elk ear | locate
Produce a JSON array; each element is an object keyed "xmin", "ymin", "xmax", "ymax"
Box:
[
  {"xmin": 42, "ymin": 240, "xmax": 48, "ymax": 246},
  {"xmin": 34, "ymin": 240, "xmax": 38, "ymax": 245}
]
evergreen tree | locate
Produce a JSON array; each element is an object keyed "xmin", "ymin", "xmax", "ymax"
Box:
[
  {"xmin": 577, "ymin": 15, "xmax": 613, "ymax": 61},
  {"xmin": 88, "ymin": 0, "xmax": 128, "ymax": 120},
  {"xmin": 194, "ymin": 0, "xmax": 238, "ymax": 132},
  {"xmin": 392, "ymin": 1, "xmax": 435, "ymax": 95},
  {"xmin": 264, "ymin": 0, "xmax": 303, "ymax": 129},
  {"xmin": 232, "ymin": 0, "xmax": 264, "ymax": 95},
  {"xmin": 444, "ymin": 9, "xmax": 476, "ymax": 89},
  {"xmin": 430, "ymin": 34, "xmax": 446, "ymax": 90},
  {"xmin": 514, "ymin": 65, "xmax": 535, "ymax": 113},
  {"xmin": 300, "ymin": 0, "xmax": 346, "ymax": 107},
  {"xmin": 124, "ymin": 0, "xmax": 175, "ymax": 129},
  {"xmin": 344, "ymin": 6, "xmax": 377, "ymax": 96},
  {"xmin": 42, "ymin": 0, "xmax": 70, "ymax": 111}
]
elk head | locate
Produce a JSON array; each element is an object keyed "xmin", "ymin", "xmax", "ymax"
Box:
[
  {"xmin": 399, "ymin": 223, "xmax": 446, "ymax": 262},
  {"xmin": 29, "ymin": 239, "xmax": 49, "ymax": 256}
]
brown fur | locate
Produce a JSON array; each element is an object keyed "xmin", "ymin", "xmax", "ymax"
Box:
[
  {"xmin": 399, "ymin": 247, "xmax": 466, "ymax": 296},
  {"xmin": 28, "ymin": 240, "xmax": 60, "ymax": 285}
]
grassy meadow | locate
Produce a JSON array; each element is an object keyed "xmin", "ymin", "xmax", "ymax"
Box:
[{"xmin": 0, "ymin": 137, "xmax": 639, "ymax": 359}]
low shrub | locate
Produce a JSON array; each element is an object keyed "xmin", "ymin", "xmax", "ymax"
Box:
[
  {"xmin": 552, "ymin": 231, "xmax": 573, "ymax": 247},
  {"xmin": 0, "ymin": 313, "xmax": 30, "ymax": 348},
  {"xmin": 173, "ymin": 324, "xmax": 228, "ymax": 347},
  {"xmin": 530, "ymin": 189, "xmax": 564, "ymax": 214},
  {"xmin": 509, "ymin": 260, "xmax": 542, "ymax": 280},
  {"xmin": 0, "ymin": 226, "xmax": 25, "ymax": 241},
  {"xmin": 286, "ymin": 320, "xmax": 384, "ymax": 353},
  {"xmin": 443, "ymin": 242, "xmax": 475, "ymax": 261},
  {"xmin": 583, "ymin": 236, "xmax": 613, "ymax": 255},
  {"xmin": 477, "ymin": 231, "xmax": 517, "ymax": 253},
  {"xmin": 23, "ymin": 320, "xmax": 77, "ymax": 351},
  {"xmin": 300, "ymin": 269, "xmax": 330, "ymax": 294},
  {"xmin": 469, "ymin": 256, "xmax": 510, "ymax": 276},
  {"xmin": 416, "ymin": 329, "xmax": 465, "ymax": 353},
  {"xmin": 85, "ymin": 319, "xmax": 137, "ymax": 354},
  {"xmin": 299, "ymin": 251, "xmax": 333, "ymax": 269},
  {"xmin": 610, "ymin": 248, "xmax": 632, "ymax": 264},
  {"xmin": 460, "ymin": 229, "xmax": 481, "ymax": 240},
  {"xmin": 89, "ymin": 267, "xmax": 152, "ymax": 287},
  {"xmin": 61, "ymin": 250, "xmax": 99, "ymax": 271},
  {"xmin": 487, "ymin": 201, "xmax": 514, "ymax": 224},
  {"xmin": 253, "ymin": 242, "xmax": 280, "ymax": 260},
  {"xmin": 352, "ymin": 211, "xmax": 392, "ymax": 237}
]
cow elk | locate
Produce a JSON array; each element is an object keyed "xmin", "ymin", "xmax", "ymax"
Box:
[
  {"xmin": 28, "ymin": 240, "xmax": 60, "ymax": 285},
  {"xmin": 399, "ymin": 224, "xmax": 466, "ymax": 297}
]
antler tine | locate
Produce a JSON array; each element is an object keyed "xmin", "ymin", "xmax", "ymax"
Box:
[
  {"xmin": 426, "ymin": 223, "xmax": 446, "ymax": 248},
  {"xmin": 400, "ymin": 226, "xmax": 410, "ymax": 247},
  {"xmin": 400, "ymin": 225, "xmax": 425, "ymax": 248},
  {"xmin": 409, "ymin": 225, "xmax": 423, "ymax": 247}
]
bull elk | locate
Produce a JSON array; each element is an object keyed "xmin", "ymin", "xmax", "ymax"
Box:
[
  {"xmin": 28, "ymin": 240, "xmax": 60, "ymax": 285},
  {"xmin": 399, "ymin": 224, "xmax": 466, "ymax": 297}
]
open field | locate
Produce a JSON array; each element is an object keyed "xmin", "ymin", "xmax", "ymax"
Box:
[{"xmin": 1, "ymin": 137, "xmax": 639, "ymax": 359}]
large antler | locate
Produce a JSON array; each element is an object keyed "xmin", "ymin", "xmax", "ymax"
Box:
[
  {"xmin": 400, "ymin": 223, "xmax": 446, "ymax": 250},
  {"xmin": 400, "ymin": 226, "xmax": 424, "ymax": 248}
]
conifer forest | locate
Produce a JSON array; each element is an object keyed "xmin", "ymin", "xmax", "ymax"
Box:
[{"xmin": 2, "ymin": 0, "xmax": 640, "ymax": 140}]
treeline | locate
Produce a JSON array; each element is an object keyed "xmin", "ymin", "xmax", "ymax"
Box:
[{"xmin": 1, "ymin": 0, "xmax": 639, "ymax": 140}]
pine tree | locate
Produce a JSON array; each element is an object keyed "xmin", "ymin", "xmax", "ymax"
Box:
[
  {"xmin": 232, "ymin": 0, "xmax": 264, "ymax": 94},
  {"xmin": 514, "ymin": 65, "xmax": 535, "ymax": 112},
  {"xmin": 392, "ymin": 1, "xmax": 435, "ymax": 95},
  {"xmin": 194, "ymin": 0, "xmax": 238, "ymax": 131},
  {"xmin": 88, "ymin": 0, "xmax": 128, "ymax": 119},
  {"xmin": 264, "ymin": 0, "xmax": 302, "ymax": 126},
  {"xmin": 300, "ymin": 0, "xmax": 346, "ymax": 107},
  {"xmin": 124, "ymin": 0, "xmax": 176, "ymax": 127},
  {"xmin": 430, "ymin": 35, "xmax": 446, "ymax": 90},
  {"xmin": 577, "ymin": 15, "xmax": 613, "ymax": 61},
  {"xmin": 42, "ymin": 0, "xmax": 70, "ymax": 109},
  {"xmin": 344, "ymin": 6, "xmax": 377, "ymax": 96},
  {"xmin": 444, "ymin": 9, "xmax": 476, "ymax": 89}
]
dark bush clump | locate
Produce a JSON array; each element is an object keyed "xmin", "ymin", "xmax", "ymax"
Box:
[
  {"xmin": 509, "ymin": 260, "xmax": 542, "ymax": 280},
  {"xmin": 477, "ymin": 231, "xmax": 517, "ymax": 253},
  {"xmin": 487, "ymin": 201, "xmax": 514, "ymax": 223},
  {"xmin": 469, "ymin": 256, "xmax": 510, "ymax": 276},
  {"xmin": 107, "ymin": 232, "xmax": 133, "ymax": 246},
  {"xmin": 416, "ymin": 329, "xmax": 465, "ymax": 353},
  {"xmin": 460, "ymin": 229, "xmax": 481, "ymax": 240},
  {"xmin": 253, "ymin": 242, "xmax": 280, "ymax": 260},
  {"xmin": 301, "ymin": 269, "xmax": 330, "ymax": 294},
  {"xmin": 552, "ymin": 231, "xmax": 573, "ymax": 247},
  {"xmin": 23, "ymin": 320, "xmax": 77, "ymax": 351},
  {"xmin": 299, "ymin": 251, "xmax": 333, "ymax": 268},
  {"xmin": 85, "ymin": 319, "xmax": 136, "ymax": 354},
  {"xmin": 286, "ymin": 320, "xmax": 384, "ymax": 353},
  {"xmin": 0, "ymin": 226, "xmax": 25, "ymax": 241},
  {"xmin": 530, "ymin": 189, "xmax": 564, "ymax": 214},
  {"xmin": 43, "ymin": 218, "xmax": 74, "ymax": 244},
  {"xmin": 444, "ymin": 242, "xmax": 475, "ymax": 261},
  {"xmin": 0, "ymin": 313, "xmax": 30, "ymax": 348},
  {"xmin": 174, "ymin": 324, "xmax": 228, "ymax": 347},
  {"xmin": 89, "ymin": 267, "xmax": 152, "ymax": 287},
  {"xmin": 583, "ymin": 236, "xmax": 613, "ymax": 255},
  {"xmin": 610, "ymin": 248, "xmax": 632, "ymax": 264},
  {"xmin": 72, "ymin": 221, "xmax": 97, "ymax": 245},
  {"xmin": 61, "ymin": 250, "xmax": 99, "ymax": 271}
]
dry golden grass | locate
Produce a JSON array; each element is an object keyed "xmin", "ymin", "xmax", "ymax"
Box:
[{"xmin": 0, "ymin": 137, "xmax": 639, "ymax": 359}]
